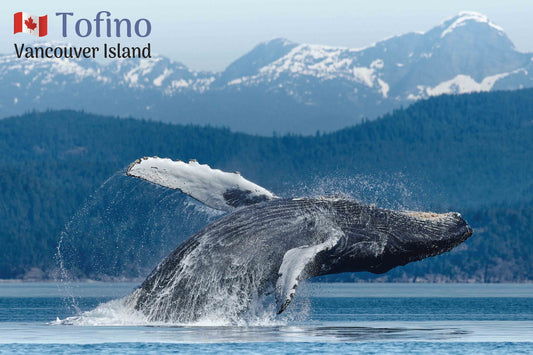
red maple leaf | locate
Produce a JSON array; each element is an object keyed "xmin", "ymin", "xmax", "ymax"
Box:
[{"xmin": 25, "ymin": 17, "xmax": 37, "ymax": 31}]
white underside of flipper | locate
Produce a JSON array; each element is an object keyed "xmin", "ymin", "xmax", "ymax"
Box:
[
  {"xmin": 275, "ymin": 230, "xmax": 343, "ymax": 314},
  {"xmin": 127, "ymin": 157, "xmax": 277, "ymax": 211}
]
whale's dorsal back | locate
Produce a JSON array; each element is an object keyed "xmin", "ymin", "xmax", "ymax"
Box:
[{"xmin": 127, "ymin": 157, "xmax": 277, "ymax": 211}]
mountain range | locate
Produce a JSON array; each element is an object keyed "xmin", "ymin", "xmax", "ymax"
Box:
[
  {"xmin": 1, "ymin": 87, "xmax": 532, "ymax": 280},
  {"xmin": 2, "ymin": 11, "xmax": 533, "ymax": 134}
]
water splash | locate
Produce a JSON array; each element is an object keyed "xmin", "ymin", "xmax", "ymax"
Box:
[
  {"xmin": 55, "ymin": 290, "xmax": 303, "ymax": 327},
  {"xmin": 55, "ymin": 169, "xmax": 422, "ymax": 326},
  {"xmin": 284, "ymin": 172, "xmax": 423, "ymax": 211},
  {"xmin": 55, "ymin": 167, "xmax": 222, "ymax": 320}
]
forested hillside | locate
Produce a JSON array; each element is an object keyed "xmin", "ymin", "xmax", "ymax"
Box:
[{"xmin": 1, "ymin": 89, "xmax": 532, "ymax": 280}]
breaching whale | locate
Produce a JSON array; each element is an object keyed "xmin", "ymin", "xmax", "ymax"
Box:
[{"xmin": 125, "ymin": 157, "xmax": 473, "ymax": 323}]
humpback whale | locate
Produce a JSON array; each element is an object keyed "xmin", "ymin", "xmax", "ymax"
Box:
[{"xmin": 125, "ymin": 157, "xmax": 473, "ymax": 323}]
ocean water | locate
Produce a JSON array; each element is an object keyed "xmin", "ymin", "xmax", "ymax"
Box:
[{"xmin": 0, "ymin": 282, "xmax": 531, "ymax": 354}]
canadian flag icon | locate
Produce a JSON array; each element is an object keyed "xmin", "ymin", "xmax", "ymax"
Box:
[{"xmin": 14, "ymin": 12, "xmax": 48, "ymax": 37}]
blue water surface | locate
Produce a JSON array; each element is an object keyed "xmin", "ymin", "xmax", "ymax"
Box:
[{"xmin": 0, "ymin": 283, "xmax": 531, "ymax": 354}]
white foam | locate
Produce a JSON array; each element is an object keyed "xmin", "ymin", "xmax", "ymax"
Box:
[
  {"xmin": 55, "ymin": 298, "xmax": 150, "ymax": 326},
  {"xmin": 55, "ymin": 296, "xmax": 289, "ymax": 327}
]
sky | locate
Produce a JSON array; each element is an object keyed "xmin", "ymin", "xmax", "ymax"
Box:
[{"xmin": 2, "ymin": 0, "xmax": 532, "ymax": 71}]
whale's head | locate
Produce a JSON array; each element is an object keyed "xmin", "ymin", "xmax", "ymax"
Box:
[
  {"xmin": 275, "ymin": 199, "xmax": 473, "ymax": 314},
  {"xmin": 318, "ymin": 201, "xmax": 474, "ymax": 276},
  {"xmin": 372, "ymin": 210, "xmax": 473, "ymax": 272}
]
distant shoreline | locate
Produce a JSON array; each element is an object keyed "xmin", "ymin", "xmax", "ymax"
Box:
[{"xmin": 1, "ymin": 279, "xmax": 531, "ymax": 284}]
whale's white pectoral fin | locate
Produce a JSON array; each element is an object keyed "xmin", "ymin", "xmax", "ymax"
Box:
[
  {"xmin": 275, "ymin": 236, "xmax": 341, "ymax": 314},
  {"xmin": 127, "ymin": 157, "xmax": 277, "ymax": 211}
]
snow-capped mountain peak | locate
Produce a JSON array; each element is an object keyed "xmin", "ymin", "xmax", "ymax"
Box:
[
  {"xmin": 218, "ymin": 12, "xmax": 528, "ymax": 103},
  {"xmin": 2, "ymin": 12, "xmax": 533, "ymax": 135},
  {"xmin": 439, "ymin": 11, "xmax": 505, "ymax": 38}
]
